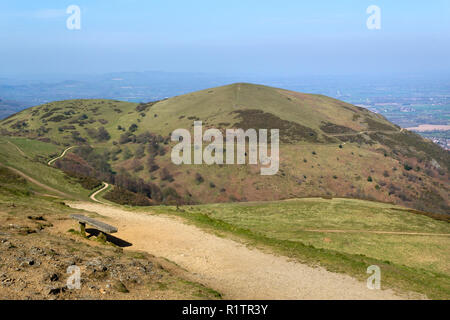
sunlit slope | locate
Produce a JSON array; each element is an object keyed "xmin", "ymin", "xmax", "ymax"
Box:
[
  {"xmin": 1, "ymin": 83, "xmax": 398, "ymax": 142},
  {"xmin": 137, "ymin": 83, "xmax": 397, "ymax": 136},
  {"xmin": 0, "ymin": 136, "xmax": 90, "ymax": 199},
  {"xmin": 0, "ymin": 99, "xmax": 137, "ymax": 145},
  {"xmin": 1, "ymin": 83, "xmax": 448, "ymax": 213}
]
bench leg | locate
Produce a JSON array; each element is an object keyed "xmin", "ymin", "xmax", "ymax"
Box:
[
  {"xmin": 79, "ymin": 222, "xmax": 86, "ymax": 237},
  {"xmin": 98, "ymin": 231, "xmax": 107, "ymax": 242}
]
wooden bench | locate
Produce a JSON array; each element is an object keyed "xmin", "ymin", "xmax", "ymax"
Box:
[{"xmin": 70, "ymin": 214, "xmax": 118, "ymax": 241}]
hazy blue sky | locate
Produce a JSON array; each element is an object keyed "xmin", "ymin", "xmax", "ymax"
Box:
[{"xmin": 1, "ymin": 0, "xmax": 449, "ymax": 76}]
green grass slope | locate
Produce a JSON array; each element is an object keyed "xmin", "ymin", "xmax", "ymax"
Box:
[
  {"xmin": 0, "ymin": 136, "xmax": 91, "ymax": 199},
  {"xmin": 146, "ymin": 198, "xmax": 450, "ymax": 299}
]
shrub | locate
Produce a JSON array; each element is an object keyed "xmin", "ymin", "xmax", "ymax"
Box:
[
  {"xmin": 54, "ymin": 154, "xmax": 102, "ymax": 190},
  {"xmin": 160, "ymin": 168, "xmax": 174, "ymax": 182},
  {"xmin": 147, "ymin": 156, "xmax": 160, "ymax": 173},
  {"xmin": 398, "ymin": 192, "xmax": 411, "ymax": 202},
  {"xmin": 129, "ymin": 123, "xmax": 138, "ymax": 133},
  {"xmin": 136, "ymin": 103, "xmax": 148, "ymax": 112},
  {"xmin": 367, "ymin": 176, "xmax": 373, "ymax": 182},
  {"xmin": 119, "ymin": 133, "xmax": 129, "ymax": 144},
  {"xmin": 122, "ymin": 147, "xmax": 133, "ymax": 160},
  {"xmin": 195, "ymin": 173, "xmax": 204, "ymax": 184},
  {"xmin": 48, "ymin": 115, "xmax": 69, "ymax": 122},
  {"xmin": 147, "ymin": 141, "xmax": 160, "ymax": 155},
  {"xmin": 104, "ymin": 187, "xmax": 152, "ymax": 206},
  {"xmin": 404, "ymin": 163, "xmax": 413, "ymax": 171},
  {"xmin": 11, "ymin": 120, "xmax": 28, "ymax": 129},
  {"xmin": 135, "ymin": 145, "xmax": 145, "ymax": 159},
  {"xmin": 113, "ymin": 171, "xmax": 162, "ymax": 202},
  {"xmin": 162, "ymin": 187, "xmax": 180, "ymax": 204},
  {"xmin": 71, "ymin": 131, "xmax": 86, "ymax": 143},
  {"xmin": 119, "ymin": 132, "xmax": 135, "ymax": 144},
  {"xmin": 149, "ymin": 164, "xmax": 159, "ymax": 172},
  {"xmin": 136, "ymin": 131, "xmax": 154, "ymax": 144},
  {"xmin": 97, "ymin": 127, "xmax": 111, "ymax": 141},
  {"xmin": 86, "ymin": 126, "xmax": 110, "ymax": 141}
]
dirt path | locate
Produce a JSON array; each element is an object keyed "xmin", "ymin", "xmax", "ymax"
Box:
[
  {"xmin": 328, "ymin": 130, "xmax": 399, "ymax": 137},
  {"xmin": 48, "ymin": 146, "xmax": 75, "ymax": 165},
  {"xmin": 67, "ymin": 202, "xmax": 410, "ymax": 300},
  {"xmin": 7, "ymin": 141, "xmax": 26, "ymax": 157},
  {"xmin": 90, "ymin": 183, "xmax": 109, "ymax": 204}
]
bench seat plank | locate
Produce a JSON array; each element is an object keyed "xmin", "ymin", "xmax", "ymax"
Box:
[{"xmin": 70, "ymin": 214, "xmax": 118, "ymax": 234}]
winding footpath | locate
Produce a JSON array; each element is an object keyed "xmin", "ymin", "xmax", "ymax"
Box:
[
  {"xmin": 48, "ymin": 146, "xmax": 75, "ymax": 165},
  {"xmin": 89, "ymin": 182, "xmax": 110, "ymax": 204},
  {"xmin": 47, "ymin": 145, "xmax": 110, "ymax": 204},
  {"xmin": 7, "ymin": 141, "xmax": 26, "ymax": 157}
]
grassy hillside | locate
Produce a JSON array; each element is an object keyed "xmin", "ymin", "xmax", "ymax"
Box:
[
  {"xmin": 144, "ymin": 198, "xmax": 450, "ymax": 299},
  {"xmin": 133, "ymin": 83, "xmax": 396, "ymax": 136},
  {"xmin": 193, "ymin": 199, "xmax": 450, "ymax": 274},
  {"xmin": 1, "ymin": 83, "xmax": 448, "ymax": 213},
  {"xmin": 0, "ymin": 136, "xmax": 91, "ymax": 199}
]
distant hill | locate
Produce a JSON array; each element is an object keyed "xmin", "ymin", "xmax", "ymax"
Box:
[
  {"xmin": 1, "ymin": 83, "xmax": 449, "ymax": 214},
  {"xmin": 0, "ymin": 71, "xmax": 251, "ymax": 116}
]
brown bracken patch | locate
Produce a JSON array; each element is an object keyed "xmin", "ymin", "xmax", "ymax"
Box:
[{"xmin": 231, "ymin": 109, "xmax": 321, "ymax": 143}]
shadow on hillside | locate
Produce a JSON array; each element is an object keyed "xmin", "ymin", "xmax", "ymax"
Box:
[{"xmin": 86, "ymin": 228, "xmax": 132, "ymax": 247}]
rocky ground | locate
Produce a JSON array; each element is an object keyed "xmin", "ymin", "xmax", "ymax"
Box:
[{"xmin": 0, "ymin": 210, "xmax": 221, "ymax": 300}]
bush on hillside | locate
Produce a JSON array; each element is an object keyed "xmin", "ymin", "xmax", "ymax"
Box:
[
  {"xmin": 160, "ymin": 168, "xmax": 174, "ymax": 182},
  {"xmin": 195, "ymin": 173, "xmax": 204, "ymax": 184},
  {"xmin": 104, "ymin": 187, "xmax": 152, "ymax": 206}
]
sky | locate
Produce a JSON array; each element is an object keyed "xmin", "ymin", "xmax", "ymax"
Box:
[{"xmin": 1, "ymin": 0, "xmax": 450, "ymax": 77}]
